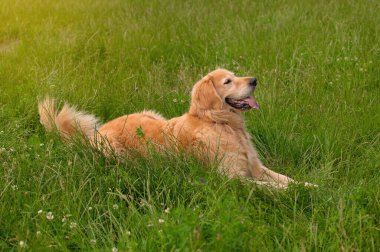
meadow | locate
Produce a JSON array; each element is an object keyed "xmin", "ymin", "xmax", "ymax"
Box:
[{"xmin": 0, "ymin": 0, "xmax": 379, "ymax": 250}]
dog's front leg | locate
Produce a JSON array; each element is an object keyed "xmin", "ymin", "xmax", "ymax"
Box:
[
  {"xmin": 220, "ymin": 154, "xmax": 293, "ymax": 188},
  {"xmin": 250, "ymin": 160, "xmax": 317, "ymax": 188},
  {"xmin": 250, "ymin": 159, "xmax": 295, "ymax": 188}
]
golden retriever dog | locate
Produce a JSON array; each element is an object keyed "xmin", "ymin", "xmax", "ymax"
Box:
[{"xmin": 39, "ymin": 68, "xmax": 310, "ymax": 188}]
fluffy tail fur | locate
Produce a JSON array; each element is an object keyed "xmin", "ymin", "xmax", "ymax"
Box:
[{"xmin": 38, "ymin": 96, "xmax": 99, "ymax": 140}]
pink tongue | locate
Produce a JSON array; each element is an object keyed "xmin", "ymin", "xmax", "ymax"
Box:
[{"xmin": 244, "ymin": 96, "xmax": 260, "ymax": 109}]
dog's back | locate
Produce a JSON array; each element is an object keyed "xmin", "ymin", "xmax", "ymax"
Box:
[{"xmin": 38, "ymin": 97, "xmax": 169, "ymax": 154}]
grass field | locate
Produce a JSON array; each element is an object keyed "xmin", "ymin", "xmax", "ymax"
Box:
[{"xmin": 1, "ymin": 0, "xmax": 379, "ymax": 250}]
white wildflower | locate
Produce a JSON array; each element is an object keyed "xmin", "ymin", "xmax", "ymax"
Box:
[
  {"xmin": 90, "ymin": 239, "xmax": 97, "ymax": 245},
  {"xmin": 70, "ymin": 222, "xmax": 77, "ymax": 229},
  {"xmin": 112, "ymin": 204, "xmax": 119, "ymax": 210},
  {"xmin": 46, "ymin": 212, "xmax": 54, "ymax": 220},
  {"xmin": 19, "ymin": 240, "xmax": 26, "ymax": 248},
  {"xmin": 38, "ymin": 209, "xmax": 43, "ymax": 215},
  {"xmin": 158, "ymin": 219, "xmax": 165, "ymax": 224},
  {"xmin": 112, "ymin": 247, "xmax": 118, "ymax": 252},
  {"xmin": 164, "ymin": 208, "xmax": 170, "ymax": 213}
]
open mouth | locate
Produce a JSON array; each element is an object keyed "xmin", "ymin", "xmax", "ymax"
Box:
[{"xmin": 225, "ymin": 96, "xmax": 260, "ymax": 111}]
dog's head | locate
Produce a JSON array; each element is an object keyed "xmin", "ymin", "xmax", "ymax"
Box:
[{"xmin": 190, "ymin": 69, "xmax": 259, "ymax": 116}]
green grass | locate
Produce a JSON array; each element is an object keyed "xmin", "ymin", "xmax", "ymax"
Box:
[{"xmin": 1, "ymin": 0, "xmax": 379, "ymax": 250}]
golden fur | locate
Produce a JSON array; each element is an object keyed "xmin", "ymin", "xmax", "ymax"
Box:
[{"xmin": 39, "ymin": 69, "xmax": 310, "ymax": 188}]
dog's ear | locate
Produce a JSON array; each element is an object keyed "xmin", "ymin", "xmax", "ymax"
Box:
[{"xmin": 189, "ymin": 76, "xmax": 223, "ymax": 114}]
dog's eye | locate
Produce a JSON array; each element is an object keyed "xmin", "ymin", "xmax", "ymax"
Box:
[{"xmin": 224, "ymin": 79, "xmax": 232, "ymax": 85}]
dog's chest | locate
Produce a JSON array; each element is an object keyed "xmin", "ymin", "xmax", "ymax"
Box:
[{"xmin": 209, "ymin": 125, "xmax": 253, "ymax": 152}]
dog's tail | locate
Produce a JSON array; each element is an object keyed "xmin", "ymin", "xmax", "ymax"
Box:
[{"xmin": 38, "ymin": 96, "xmax": 99, "ymax": 140}]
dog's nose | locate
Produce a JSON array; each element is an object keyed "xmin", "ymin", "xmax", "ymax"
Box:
[{"xmin": 249, "ymin": 78, "xmax": 257, "ymax": 87}]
